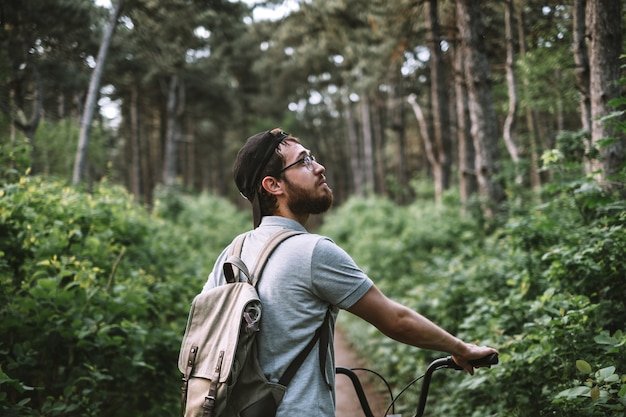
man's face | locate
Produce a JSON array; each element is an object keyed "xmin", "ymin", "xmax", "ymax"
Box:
[{"xmin": 280, "ymin": 143, "xmax": 333, "ymax": 216}]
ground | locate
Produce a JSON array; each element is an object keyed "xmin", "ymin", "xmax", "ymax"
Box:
[{"xmin": 334, "ymin": 328, "xmax": 389, "ymax": 417}]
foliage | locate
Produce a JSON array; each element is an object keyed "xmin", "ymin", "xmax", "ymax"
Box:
[
  {"xmin": 31, "ymin": 119, "xmax": 114, "ymax": 181},
  {"xmin": 517, "ymin": 45, "xmax": 579, "ymax": 116},
  {"xmin": 324, "ymin": 166, "xmax": 625, "ymax": 416},
  {"xmin": 0, "ymin": 176, "xmax": 247, "ymax": 416},
  {"xmin": 555, "ymin": 355, "xmax": 626, "ymax": 415},
  {"xmin": 2, "ymin": 157, "xmax": 625, "ymax": 417},
  {"xmin": 0, "ymin": 135, "xmax": 32, "ymax": 185},
  {"xmin": 0, "ymin": 118, "xmax": 115, "ymax": 185}
]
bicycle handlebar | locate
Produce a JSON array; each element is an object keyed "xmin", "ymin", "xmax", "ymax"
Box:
[
  {"xmin": 415, "ymin": 353, "xmax": 499, "ymax": 417},
  {"xmin": 336, "ymin": 353, "xmax": 499, "ymax": 417}
]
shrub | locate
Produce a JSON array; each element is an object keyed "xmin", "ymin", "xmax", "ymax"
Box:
[
  {"xmin": 0, "ymin": 176, "xmax": 248, "ymax": 416},
  {"xmin": 323, "ymin": 177, "xmax": 625, "ymax": 416}
]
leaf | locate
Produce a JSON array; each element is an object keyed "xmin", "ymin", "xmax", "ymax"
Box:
[
  {"xmin": 576, "ymin": 360, "xmax": 592, "ymax": 374},
  {"xmin": 594, "ymin": 333, "xmax": 618, "ymax": 345},
  {"xmin": 37, "ymin": 278, "xmax": 58, "ymax": 291},
  {"xmin": 590, "ymin": 386, "xmax": 600, "ymax": 401},
  {"xmin": 597, "ymin": 366, "xmax": 616, "ymax": 380},
  {"xmin": 556, "ymin": 386, "xmax": 590, "ymax": 399},
  {"xmin": 0, "ymin": 367, "xmax": 12, "ymax": 384}
]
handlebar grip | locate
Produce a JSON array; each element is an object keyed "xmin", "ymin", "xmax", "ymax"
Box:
[
  {"xmin": 446, "ymin": 353, "xmax": 499, "ymax": 370},
  {"xmin": 469, "ymin": 353, "xmax": 499, "ymax": 368}
]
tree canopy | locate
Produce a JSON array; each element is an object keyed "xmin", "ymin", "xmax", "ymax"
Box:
[{"xmin": 3, "ymin": 0, "xmax": 622, "ymax": 210}]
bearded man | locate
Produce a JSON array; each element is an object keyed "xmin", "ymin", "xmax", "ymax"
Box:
[{"xmin": 202, "ymin": 128, "xmax": 497, "ymax": 417}]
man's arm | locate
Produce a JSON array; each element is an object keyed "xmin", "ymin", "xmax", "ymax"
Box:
[{"xmin": 346, "ymin": 285, "xmax": 497, "ymax": 375}]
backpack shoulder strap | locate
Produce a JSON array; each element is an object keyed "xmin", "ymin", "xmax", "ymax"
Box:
[
  {"xmin": 223, "ymin": 230, "xmax": 302, "ymax": 284},
  {"xmin": 249, "ymin": 230, "xmax": 331, "ymax": 387},
  {"xmin": 223, "ymin": 233, "xmax": 249, "ymax": 283},
  {"xmin": 278, "ymin": 309, "xmax": 331, "ymax": 387},
  {"xmin": 250, "ymin": 229, "xmax": 303, "ymax": 287}
]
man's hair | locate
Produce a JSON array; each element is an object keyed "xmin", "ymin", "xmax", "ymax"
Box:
[{"xmin": 257, "ymin": 136, "xmax": 300, "ymax": 217}]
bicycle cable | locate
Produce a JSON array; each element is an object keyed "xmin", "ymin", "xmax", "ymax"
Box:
[
  {"xmin": 382, "ymin": 373, "xmax": 425, "ymax": 417},
  {"xmin": 348, "ymin": 367, "xmax": 395, "ymax": 414}
]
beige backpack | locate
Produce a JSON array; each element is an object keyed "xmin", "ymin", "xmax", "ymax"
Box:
[{"xmin": 178, "ymin": 230, "xmax": 330, "ymax": 417}]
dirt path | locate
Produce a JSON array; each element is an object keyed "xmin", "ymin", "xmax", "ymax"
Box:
[{"xmin": 334, "ymin": 328, "xmax": 389, "ymax": 417}]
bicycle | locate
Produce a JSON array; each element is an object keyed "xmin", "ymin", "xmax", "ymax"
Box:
[{"xmin": 336, "ymin": 353, "xmax": 499, "ymax": 417}]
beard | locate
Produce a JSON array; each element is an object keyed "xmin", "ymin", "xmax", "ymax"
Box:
[{"xmin": 284, "ymin": 177, "xmax": 333, "ymax": 216}]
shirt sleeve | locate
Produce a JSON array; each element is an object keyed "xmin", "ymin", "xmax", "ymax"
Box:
[
  {"xmin": 201, "ymin": 246, "xmax": 230, "ymax": 293},
  {"xmin": 310, "ymin": 237, "xmax": 374, "ymax": 310}
]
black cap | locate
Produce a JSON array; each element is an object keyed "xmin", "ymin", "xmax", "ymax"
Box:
[{"xmin": 234, "ymin": 129, "xmax": 289, "ymax": 227}]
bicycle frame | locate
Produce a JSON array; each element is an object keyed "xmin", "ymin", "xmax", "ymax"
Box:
[
  {"xmin": 336, "ymin": 366, "xmax": 378, "ymax": 417},
  {"xmin": 336, "ymin": 353, "xmax": 498, "ymax": 417}
]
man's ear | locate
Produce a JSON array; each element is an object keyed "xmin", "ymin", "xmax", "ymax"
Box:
[{"xmin": 261, "ymin": 176, "xmax": 284, "ymax": 196}]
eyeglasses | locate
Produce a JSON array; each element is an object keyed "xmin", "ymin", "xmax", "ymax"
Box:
[{"xmin": 280, "ymin": 154, "xmax": 317, "ymax": 173}]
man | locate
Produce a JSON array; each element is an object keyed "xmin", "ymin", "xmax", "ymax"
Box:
[{"xmin": 203, "ymin": 128, "xmax": 497, "ymax": 416}]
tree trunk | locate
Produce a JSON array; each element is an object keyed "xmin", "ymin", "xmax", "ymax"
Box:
[
  {"xmin": 573, "ymin": 0, "xmax": 591, "ymax": 169},
  {"xmin": 345, "ymin": 97, "xmax": 363, "ymax": 196},
  {"xmin": 586, "ymin": 0, "xmax": 624, "ymax": 188},
  {"xmin": 452, "ymin": 34, "xmax": 477, "ymax": 208},
  {"xmin": 407, "ymin": 93, "xmax": 443, "ymax": 203},
  {"xmin": 456, "ymin": 0, "xmax": 505, "ymax": 218},
  {"xmin": 503, "ymin": 0, "xmax": 522, "ymax": 187},
  {"xmin": 516, "ymin": 8, "xmax": 543, "ymax": 190},
  {"xmin": 144, "ymin": 107, "xmax": 161, "ymax": 204},
  {"xmin": 0, "ymin": 63, "xmax": 43, "ymax": 163},
  {"xmin": 182, "ymin": 117, "xmax": 195, "ymax": 190},
  {"xmin": 360, "ymin": 94, "xmax": 375, "ymax": 195},
  {"xmin": 396, "ymin": 116, "xmax": 409, "ymax": 203},
  {"xmin": 425, "ymin": 0, "xmax": 452, "ymax": 204},
  {"xmin": 72, "ymin": 0, "xmax": 122, "ymax": 184},
  {"xmin": 371, "ymin": 95, "xmax": 386, "ymax": 195},
  {"xmin": 390, "ymin": 67, "xmax": 409, "ymax": 204},
  {"xmin": 129, "ymin": 83, "xmax": 142, "ymax": 201},
  {"xmin": 162, "ymin": 74, "xmax": 185, "ymax": 186}
]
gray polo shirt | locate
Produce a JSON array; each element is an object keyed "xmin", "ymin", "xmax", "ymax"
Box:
[{"xmin": 203, "ymin": 216, "xmax": 373, "ymax": 416}]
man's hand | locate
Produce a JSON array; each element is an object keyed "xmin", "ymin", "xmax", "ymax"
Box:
[{"xmin": 452, "ymin": 344, "xmax": 499, "ymax": 375}]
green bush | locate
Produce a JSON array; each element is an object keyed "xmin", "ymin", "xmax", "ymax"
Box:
[
  {"xmin": 323, "ymin": 176, "xmax": 625, "ymax": 416},
  {"xmin": 2, "ymin": 153, "xmax": 624, "ymax": 417},
  {"xmin": 0, "ymin": 176, "xmax": 248, "ymax": 416}
]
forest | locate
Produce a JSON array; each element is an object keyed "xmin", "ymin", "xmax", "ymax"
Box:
[{"xmin": 1, "ymin": 0, "xmax": 625, "ymax": 416}]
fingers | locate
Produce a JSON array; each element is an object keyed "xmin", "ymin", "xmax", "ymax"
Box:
[
  {"xmin": 453, "ymin": 345, "xmax": 499, "ymax": 375},
  {"xmin": 451, "ymin": 356, "xmax": 475, "ymax": 375}
]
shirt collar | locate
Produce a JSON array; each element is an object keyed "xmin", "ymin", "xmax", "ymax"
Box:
[{"xmin": 258, "ymin": 216, "xmax": 308, "ymax": 232}]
